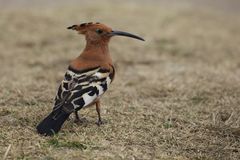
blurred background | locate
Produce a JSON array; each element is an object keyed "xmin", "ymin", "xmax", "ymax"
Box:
[{"xmin": 0, "ymin": 0, "xmax": 240, "ymax": 159}]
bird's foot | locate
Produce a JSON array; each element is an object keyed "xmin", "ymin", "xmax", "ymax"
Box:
[
  {"xmin": 96, "ymin": 119, "xmax": 107, "ymax": 126},
  {"xmin": 74, "ymin": 117, "xmax": 88, "ymax": 124}
]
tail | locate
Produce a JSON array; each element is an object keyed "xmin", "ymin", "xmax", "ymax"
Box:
[{"xmin": 36, "ymin": 107, "xmax": 71, "ymax": 136}]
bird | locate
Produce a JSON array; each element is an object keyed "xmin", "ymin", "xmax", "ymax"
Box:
[{"xmin": 36, "ymin": 22, "xmax": 144, "ymax": 136}]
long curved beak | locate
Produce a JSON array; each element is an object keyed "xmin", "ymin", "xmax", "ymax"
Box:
[{"xmin": 110, "ymin": 30, "xmax": 145, "ymax": 41}]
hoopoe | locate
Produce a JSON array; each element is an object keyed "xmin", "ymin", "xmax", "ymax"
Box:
[{"xmin": 36, "ymin": 22, "xmax": 144, "ymax": 136}]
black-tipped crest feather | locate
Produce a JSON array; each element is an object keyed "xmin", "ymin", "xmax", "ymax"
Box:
[
  {"xmin": 67, "ymin": 22, "xmax": 101, "ymax": 30},
  {"xmin": 67, "ymin": 25, "xmax": 78, "ymax": 30}
]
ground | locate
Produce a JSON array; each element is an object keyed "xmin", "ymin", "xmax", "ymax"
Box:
[{"xmin": 0, "ymin": 0, "xmax": 240, "ymax": 159}]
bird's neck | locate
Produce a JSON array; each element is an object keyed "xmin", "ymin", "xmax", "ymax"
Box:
[
  {"xmin": 84, "ymin": 40, "xmax": 109, "ymax": 54},
  {"xmin": 80, "ymin": 40, "xmax": 112, "ymax": 63},
  {"xmin": 70, "ymin": 40, "xmax": 113, "ymax": 70}
]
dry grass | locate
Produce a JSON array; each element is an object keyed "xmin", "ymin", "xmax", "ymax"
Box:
[{"xmin": 0, "ymin": 0, "xmax": 240, "ymax": 159}]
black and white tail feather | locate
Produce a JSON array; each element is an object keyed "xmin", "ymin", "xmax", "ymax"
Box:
[{"xmin": 36, "ymin": 66, "xmax": 114, "ymax": 136}]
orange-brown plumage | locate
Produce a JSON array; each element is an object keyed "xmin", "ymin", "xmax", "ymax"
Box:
[
  {"xmin": 69, "ymin": 23, "xmax": 114, "ymax": 77},
  {"xmin": 36, "ymin": 22, "xmax": 144, "ymax": 136}
]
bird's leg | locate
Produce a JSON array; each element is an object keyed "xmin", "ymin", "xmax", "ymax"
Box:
[
  {"xmin": 74, "ymin": 111, "xmax": 87, "ymax": 123},
  {"xmin": 74, "ymin": 111, "xmax": 80, "ymax": 122},
  {"xmin": 96, "ymin": 100, "xmax": 104, "ymax": 126}
]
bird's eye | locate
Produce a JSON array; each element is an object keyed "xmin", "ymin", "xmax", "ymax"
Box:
[{"xmin": 96, "ymin": 29, "xmax": 103, "ymax": 34}]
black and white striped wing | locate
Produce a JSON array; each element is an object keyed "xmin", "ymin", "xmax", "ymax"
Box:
[{"xmin": 53, "ymin": 66, "xmax": 113, "ymax": 112}]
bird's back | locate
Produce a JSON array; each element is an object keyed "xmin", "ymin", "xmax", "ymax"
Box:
[{"xmin": 53, "ymin": 64, "xmax": 115, "ymax": 112}]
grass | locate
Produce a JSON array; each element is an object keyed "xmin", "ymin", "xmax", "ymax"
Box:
[
  {"xmin": 0, "ymin": 0, "xmax": 240, "ymax": 159},
  {"xmin": 47, "ymin": 138, "xmax": 87, "ymax": 150}
]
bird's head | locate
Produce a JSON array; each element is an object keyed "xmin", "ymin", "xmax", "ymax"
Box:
[{"xmin": 67, "ymin": 22, "xmax": 144, "ymax": 44}]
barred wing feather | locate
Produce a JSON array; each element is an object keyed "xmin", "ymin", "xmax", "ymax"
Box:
[
  {"xmin": 53, "ymin": 66, "xmax": 113, "ymax": 112},
  {"xmin": 36, "ymin": 66, "xmax": 114, "ymax": 136}
]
